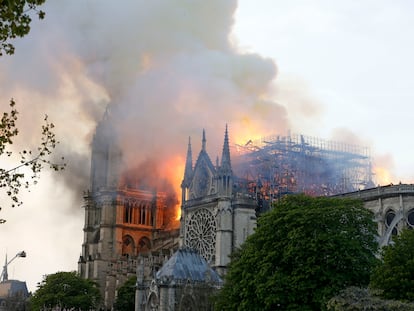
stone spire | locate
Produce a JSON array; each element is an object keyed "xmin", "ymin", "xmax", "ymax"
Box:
[
  {"xmin": 2, "ymin": 254, "xmax": 8, "ymax": 282},
  {"xmin": 202, "ymin": 129, "xmax": 206, "ymax": 151},
  {"xmin": 182, "ymin": 137, "xmax": 193, "ymax": 187},
  {"xmin": 220, "ymin": 124, "xmax": 232, "ymax": 173}
]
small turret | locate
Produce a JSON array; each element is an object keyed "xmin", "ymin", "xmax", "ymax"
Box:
[
  {"xmin": 182, "ymin": 137, "xmax": 193, "ymax": 188},
  {"xmin": 217, "ymin": 125, "xmax": 233, "ymax": 196},
  {"xmin": 181, "ymin": 137, "xmax": 193, "ymax": 204},
  {"xmin": 202, "ymin": 129, "xmax": 206, "ymax": 152},
  {"xmin": 220, "ymin": 124, "xmax": 232, "ymax": 174}
]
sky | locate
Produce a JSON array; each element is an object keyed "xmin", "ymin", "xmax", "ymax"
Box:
[{"xmin": 1, "ymin": 0, "xmax": 414, "ymax": 292}]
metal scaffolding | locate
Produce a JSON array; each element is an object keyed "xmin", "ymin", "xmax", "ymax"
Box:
[{"xmin": 232, "ymin": 133, "xmax": 374, "ymax": 211}]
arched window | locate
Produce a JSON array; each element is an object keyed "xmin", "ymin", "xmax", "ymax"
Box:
[
  {"xmin": 137, "ymin": 237, "xmax": 151, "ymax": 254},
  {"xmin": 147, "ymin": 292, "xmax": 158, "ymax": 311},
  {"xmin": 122, "ymin": 235, "xmax": 135, "ymax": 256},
  {"xmin": 407, "ymin": 209, "xmax": 414, "ymax": 228},
  {"xmin": 180, "ymin": 294, "xmax": 195, "ymax": 311},
  {"xmin": 124, "ymin": 202, "xmax": 133, "ymax": 223},
  {"xmin": 385, "ymin": 210, "xmax": 398, "ymax": 236}
]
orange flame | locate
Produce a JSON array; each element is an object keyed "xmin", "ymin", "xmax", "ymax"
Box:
[
  {"xmin": 161, "ymin": 155, "xmax": 185, "ymax": 221},
  {"xmin": 373, "ymin": 166, "xmax": 393, "ymax": 186}
]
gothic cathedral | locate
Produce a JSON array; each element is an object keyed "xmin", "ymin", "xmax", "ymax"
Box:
[
  {"xmin": 79, "ymin": 112, "xmax": 257, "ymax": 310},
  {"xmin": 180, "ymin": 126, "xmax": 257, "ymax": 276},
  {"xmin": 78, "ymin": 111, "xmax": 179, "ymax": 309}
]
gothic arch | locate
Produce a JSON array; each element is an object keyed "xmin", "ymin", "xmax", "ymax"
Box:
[
  {"xmin": 385, "ymin": 209, "xmax": 398, "ymax": 236},
  {"xmin": 138, "ymin": 236, "xmax": 151, "ymax": 253},
  {"xmin": 122, "ymin": 235, "xmax": 135, "ymax": 256},
  {"xmin": 381, "ymin": 209, "xmax": 404, "ymax": 246},
  {"xmin": 407, "ymin": 209, "xmax": 414, "ymax": 228},
  {"xmin": 179, "ymin": 293, "xmax": 195, "ymax": 311},
  {"xmin": 146, "ymin": 292, "xmax": 159, "ymax": 311}
]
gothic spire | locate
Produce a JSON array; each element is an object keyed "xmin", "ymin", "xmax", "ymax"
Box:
[
  {"xmin": 202, "ymin": 129, "xmax": 206, "ymax": 151},
  {"xmin": 220, "ymin": 124, "xmax": 232, "ymax": 172},
  {"xmin": 2, "ymin": 254, "xmax": 8, "ymax": 282},
  {"xmin": 183, "ymin": 136, "xmax": 193, "ymax": 186}
]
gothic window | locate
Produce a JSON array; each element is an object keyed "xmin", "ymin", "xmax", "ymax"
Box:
[
  {"xmin": 138, "ymin": 237, "xmax": 151, "ymax": 253},
  {"xmin": 385, "ymin": 210, "xmax": 398, "ymax": 236},
  {"xmin": 193, "ymin": 165, "xmax": 210, "ymax": 197},
  {"xmin": 137, "ymin": 203, "xmax": 151, "ymax": 226},
  {"xmin": 179, "ymin": 294, "xmax": 195, "ymax": 311},
  {"xmin": 122, "ymin": 235, "xmax": 135, "ymax": 256},
  {"xmin": 185, "ymin": 208, "xmax": 216, "ymax": 262},
  {"xmin": 147, "ymin": 293, "xmax": 158, "ymax": 311},
  {"xmin": 124, "ymin": 201, "xmax": 152, "ymax": 226},
  {"xmin": 124, "ymin": 202, "xmax": 133, "ymax": 223},
  {"xmin": 407, "ymin": 209, "xmax": 414, "ymax": 228},
  {"xmin": 142, "ymin": 205, "xmax": 146, "ymax": 224}
]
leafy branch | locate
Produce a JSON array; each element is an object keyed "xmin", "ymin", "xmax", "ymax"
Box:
[
  {"xmin": 0, "ymin": 99, "xmax": 65, "ymax": 223},
  {"xmin": 0, "ymin": 0, "xmax": 46, "ymax": 56}
]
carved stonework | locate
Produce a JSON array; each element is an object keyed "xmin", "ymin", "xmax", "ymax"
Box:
[{"xmin": 184, "ymin": 209, "xmax": 216, "ymax": 262}]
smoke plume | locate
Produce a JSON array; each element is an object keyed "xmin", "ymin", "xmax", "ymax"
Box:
[{"xmin": 0, "ymin": 0, "xmax": 292, "ymax": 291}]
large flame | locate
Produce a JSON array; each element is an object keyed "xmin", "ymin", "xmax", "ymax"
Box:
[
  {"xmin": 373, "ymin": 166, "xmax": 394, "ymax": 186},
  {"xmin": 161, "ymin": 155, "xmax": 185, "ymax": 220}
]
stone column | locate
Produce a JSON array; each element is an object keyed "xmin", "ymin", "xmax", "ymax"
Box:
[
  {"xmin": 135, "ymin": 256, "xmax": 145, "ymax": 311},
  {"xmin": 159, "ymin": 285, "xmax": 169, "ymax": 311},
  {"xmin": 168, "ymin": 281, "xmax": 176, "ymax": 310}
]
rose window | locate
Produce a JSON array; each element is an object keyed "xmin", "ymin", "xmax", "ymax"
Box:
[{"xmin": 185, "ymin": 209, "xmax": 216, "ymax": 262}]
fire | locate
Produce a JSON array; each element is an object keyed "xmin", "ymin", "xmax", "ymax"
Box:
[
  {"xmin": 161, "ymin": 155, "xmax": 185, "ymax": 220},
  {"xmin": 119, "ymin": 154, "xmax": 183, "ymax": 227},
  {"xmin": 373, "ymin": 166, "xmax": 394, "ymax": 185},
  {"xmin": 233, "ymin": 119, "xmax": 265, "ymax": 147}
]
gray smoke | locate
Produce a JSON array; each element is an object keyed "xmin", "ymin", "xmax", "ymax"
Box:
[{"xmin": 0, "ymin": 0, "xmax": 293, "ymax": 291}]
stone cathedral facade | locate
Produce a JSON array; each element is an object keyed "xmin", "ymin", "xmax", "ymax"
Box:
[
  {"xmin": 134, "ymin": 126, "xmax": 257, "ymax": 310},
  {"xmin": 79, "ymin": 111, "xmax": 414, "ymax": 310},
  {"xmin": 180, "ymin": 127, "xmax": 257, "ymax": 274},
  {"xmin": 78, "ymin": 112, "xmax": 257, "ymax": 310},
  {"xmin": 78, "ymin": 112, "xmax": 180, "ymax": 309}
]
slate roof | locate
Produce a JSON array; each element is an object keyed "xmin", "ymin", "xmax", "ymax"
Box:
[
  {"xmin": 156, "ymin": 248, "xmax": 222, "ymax": 285},
  {"xmin": 0, "ymin": 280, "xmax": 28, "ymax": 298}
]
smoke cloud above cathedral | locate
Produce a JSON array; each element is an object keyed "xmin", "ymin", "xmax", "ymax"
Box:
[
  {"xmin": 0, "ymin": 1, "xmax": 293, "ymax": 290},
  {"xmin": 1, "ymin": 0, "xmax": 293, "ymax": 198}
]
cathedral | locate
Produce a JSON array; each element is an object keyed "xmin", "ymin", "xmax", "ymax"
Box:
[
  {"xmin": 78, "ymin": 111, "xmax": 257, "ymax": 310},
  {"xmin": 79, "ymin": 111, "xmax": 414, "ymax": 310},
  {"xmin": 179, "ymin": 127, "xmax": 257, "ymax": 275},
  {"xmin": 78, "ymin": 111, "xmax": 180, "ymax": 309}
]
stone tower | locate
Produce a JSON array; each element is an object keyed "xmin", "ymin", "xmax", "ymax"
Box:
[
  {"xmin": 78, "ymin": 110, "xmax": 179, "ymax": 309},
  {"xmin": 180, "ymin": 126, "xmax": 257, "ymax": 275}
]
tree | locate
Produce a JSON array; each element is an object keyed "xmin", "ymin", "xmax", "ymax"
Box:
[
  {"xmin": 30, "ymin": 271, "xmax": 101, "ymax": 311},
  {"xmin": 0, "ymin": 0, "xmax": 46, "ymax": 56},
  {"xmin": 327, "ymin": 286, "xmax": 414, "ymax": 311},
  {"xmin": 0, "ymin": 100, "xmax": 65, "ymax": 222},
  {"xmin": 114, "ymin": 276, "xmax": 137, "ymax": 311},
  {"xmin": 370, "ymin": 228, "xmax": 414, "ymax": 301},
  {"xmin": 214, "ymin": 194, "xmax": 379, "ymax": 311},
  {"xmin": 1, "ymin": 0, "xmax": 63, "ymax": 222}
]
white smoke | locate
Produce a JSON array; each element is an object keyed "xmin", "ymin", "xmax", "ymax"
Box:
[{"xmin": 0, "ymin": 0, "xmax": 290, "ymax": 291}]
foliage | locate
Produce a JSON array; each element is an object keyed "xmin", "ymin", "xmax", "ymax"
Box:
[
  {"xmin": 327, "ymin": 286, "xmax": 414, "ymax": 311},
  {"xmin": 0, "ymin": 0, "xmax": 46, "ymax": 56},
  {"xmin": 370, "ymin": 228, "xmax": 414, "ymax": 301},
  {"xmin": 30, "ymin": 271, "xmax": 101, "ymax": 311},
  {"xmin": 114, "ymin": 276, "xmax": 137, "ymax": 311},
  {"xmin": 214, "ymin": 194, "xmax": 379, "ymax": 311},
  {"xmin": 0, "ymin": 100, "xmax": 65, "ymax": 222},
  {"xmin": 1, "ymin": 1, "xmax": 63, "ymax": 222}
]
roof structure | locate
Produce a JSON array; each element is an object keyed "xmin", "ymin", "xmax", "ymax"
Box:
[
  {"xmin": 156, "ymin": 248, "xmax": 222, "ymax": 285},
  {"xmin": 0, "ymin": 280, "xmax": 28, "ymax": 298},
  {"xmin": 232, "ymin": 132, "xmax": 374, "ymax": 212}
]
